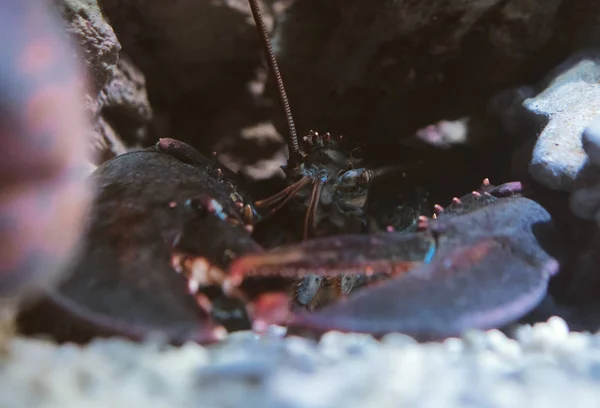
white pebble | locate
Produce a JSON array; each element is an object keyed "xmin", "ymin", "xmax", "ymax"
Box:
[{"xmin": 381, "ymin": 332, "xmax": 418, "ymax": 348}]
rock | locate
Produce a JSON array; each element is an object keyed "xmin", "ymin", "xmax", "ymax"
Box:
[
  {"xmin": 582, "ymin": 116, "xmax": 600, "ymax": 166},
  {"xmin": 569, "ymin": 116, "xmax": 600, "ymax": 221},
  {"xmin": 90, "ymin": 0, "xmax": 600, "ymax": 165},
  {"xmin": 412, "ymin": 118, "xmax": 470, "ymax": 149},
  {"xmin": 526, "ymin": 50, "xmax": 600, "ymax": 191},
  {"xmin": 53, "ymin": 0, "xmax": 120, "ymax": 90},
  {"xmin": 569, "ymin": 163, "xmax": 600, "ymax": 221},
  {"xmin": 565, "ymin": 116, "xmax": 600, "ymax": 308},
  {"xmin": 98, "ymin": 56, "xmax": 153, "ymax": 146},
  {"xmin": 99, "ymin": 0, "xmax": 271, "ymax": 154},
  {"xmin": 51, "ymin": 0, "xmax": 152, "ymax": 163},
  {"xmin": 90, "ymin": 116, "xmax": 128, "ymax": 163},
  {"xmin": 269, "ymin": 0, "xmax": 567, "ymax": 147}
]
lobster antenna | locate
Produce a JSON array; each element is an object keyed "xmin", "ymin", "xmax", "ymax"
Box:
[{"xmin": 248, "ymin": 0, "xmax": 303, "ymax": 159}]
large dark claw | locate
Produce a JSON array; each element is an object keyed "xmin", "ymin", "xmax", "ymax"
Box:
[
  {"xmin": 19, "ymin": 147, "xmax": 259, "ymax": 344},
  {"xmin": 29, "ymin": 222, "xmax": 222, "ymax": 344},
  {"xmin": 292, "ymin": 197, "xmax": 558, "ymax": 339},
  {"xmin": 230, "ymin": 196, "xmax": 559, "ymax": 340},
  {"xmin": 290, "ymin": 238, "xmax": 558, "ymax": 340}
]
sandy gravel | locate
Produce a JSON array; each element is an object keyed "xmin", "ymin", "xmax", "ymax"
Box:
[{"xmin": 1, "ymin": 317, "xmax": 600, "ymax": 408}]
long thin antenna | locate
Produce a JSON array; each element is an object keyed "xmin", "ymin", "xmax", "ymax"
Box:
[{"xmin": 248, "ymin": 0, "xmax": 303, "ymax": 159}]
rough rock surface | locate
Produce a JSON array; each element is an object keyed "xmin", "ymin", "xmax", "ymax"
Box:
[
  {"xmin": 92, "ymin": 0, "xmax": 600, "ymax": 172},
  {"xmin": 3, "ymin": 318, "xmax": 600, "ymax": 408},
  {"xmin": 569, "ymin": 114, "xmax": 600, "ymax": 222},
  {"xmin": 52, "ymin": 0, "xmax": 152, "ymax": 163},
  {"xmin": 526, "ymin": 50, "xmax": 600, "ymax": 191},
  {"xmin": 99, "ymin": 0, "xmax": 279, "ymax": 158},
  {"xmin": 582, "ymin": 116, "xmax": 600, "ymax": 166},
  {"xmin": 557, "ymin": 116, "xmax": 600, "ymax": 305},
  {"xmin": 269, "ymin": 0, "xmax": 575, "ymax": 147}
]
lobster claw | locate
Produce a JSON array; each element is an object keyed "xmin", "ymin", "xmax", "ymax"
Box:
[
  {"xmin": 21, "ymin": 208, "xmax": 224, "ymax": 345},
  {"xmin": 228, "ymin": 231, "xmax": 434, "ymax": 282},
  {"xmin": 289, "ymin": 238, "xmax": 558, "ymax": 340},
  {"xmin": 228, "ymin": 196, "xmax": 560, "ymax": 340},
  {"xmin": 225, "ymin": 230, "xmax": 434, "ymax": 330},
  {"xmin": 18, "ymin": 147, "xmax": 260, "ymax": 345}
]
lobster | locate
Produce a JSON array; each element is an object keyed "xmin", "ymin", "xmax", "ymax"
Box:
[
  {"xmin": 17, "ymin": 134, "xmax": 559, "ymax": 343},
  {"xmin": 15, "ymin": 0, "xmax": 560, "ymax": 344}
]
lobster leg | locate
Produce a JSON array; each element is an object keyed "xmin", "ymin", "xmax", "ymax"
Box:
[
  {"xmin": 303, "ymin": 179, "xmax": 324, "ymax": 240},
  {"xmin": 255, "ymin": 176, "xmax": 311, "ymax": 208}
]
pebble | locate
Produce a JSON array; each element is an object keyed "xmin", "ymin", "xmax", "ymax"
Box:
[{"xmin": 2, "ymin": 318, "xmax": 600, "ymax": 407}]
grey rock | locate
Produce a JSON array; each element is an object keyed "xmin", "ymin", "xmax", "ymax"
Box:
[
  {"xmin": 99, "ymin": 56, "xmax": 153, "ymax": 146},
  {"xmin": 89, "ymin": 116, "xmax": 128, "ymax": 163},
  {"xmin": 91, "ymin": 0, "xmax": 600, "ymax": 158},
  {"xmin": 582, "ymin": 116, "xmax": 600, "ymax": 166},
  {"xmin": 526, "ymin": 50, "xmax": 600, "ymax": 191},
  {"xmin": 99, "ymin": 0, "xmax": 272, "ymax": 153},
  {"xmin": 51, "ymin": 0, "xmax": 152, "ymax": 164},
  {"xmin": 270, "ymin": 0, "xmax": 566, "ymax": 146},
  {"xmin": 569, "ymin": 117, "xmax": 600, "ymax": 221},
  {"xmin": 564, "ymin": 115, "xmax": 600, "ymax": 308},
  {"xmin": 53, "ymin": 0, "xmax": 121, "ymax": 90},
  {"xmin": 569, "ymin": 169, "xmax": 600, "ymax": 220}
]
